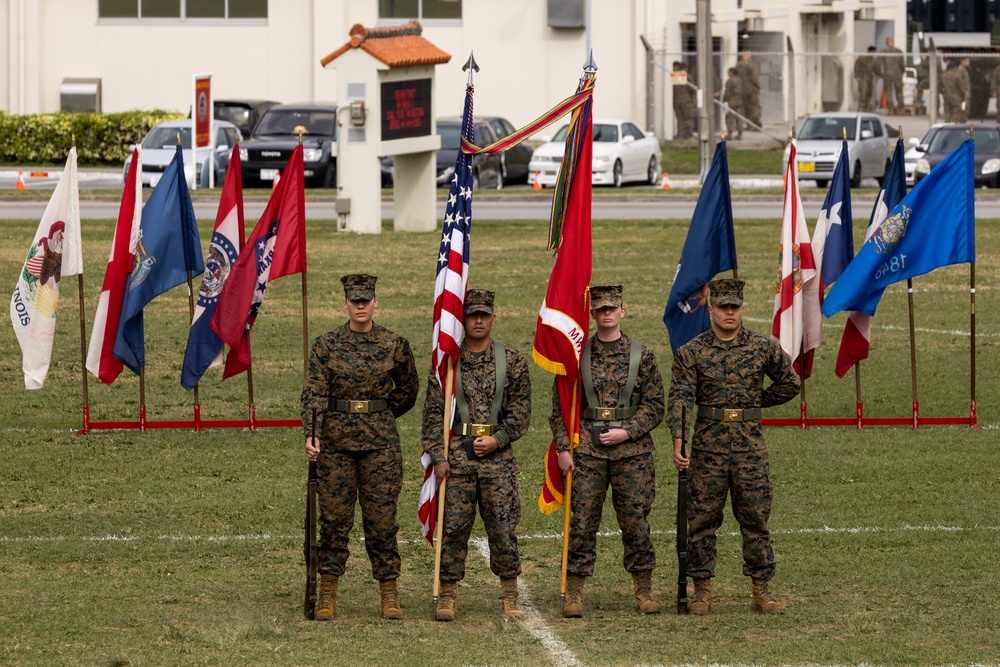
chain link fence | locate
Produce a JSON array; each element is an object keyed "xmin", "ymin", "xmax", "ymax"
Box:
[{"xmin": 650, "ymin": 50, "xmax": 1000, "ymax": 142}]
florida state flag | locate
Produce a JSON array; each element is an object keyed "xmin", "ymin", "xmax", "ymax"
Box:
[{"xmin": 534, "ymin": 74, "xmax": 594, "ymax": 514}]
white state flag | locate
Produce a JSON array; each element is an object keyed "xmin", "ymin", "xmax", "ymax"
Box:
[{"xmin": 10, "ymin": 148, "xmax": 83, "ymax": 389}]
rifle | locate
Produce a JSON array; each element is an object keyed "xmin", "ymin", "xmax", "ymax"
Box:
[
  {"xmin": 304, "ymin": 408, "xmax": 318, "ymax": 620},
  {"xmin": 676, "ymin": 404, "xmax": 689, "ymax": 615}
]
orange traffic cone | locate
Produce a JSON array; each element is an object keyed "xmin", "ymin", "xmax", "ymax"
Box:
[
  {"xmin": 15, "ymin": 169, "xmax": 26, "ymax": 191},
  {"xmin": 532, "ymin": 172, "xmax": 542, "ymax": 190},
  {"xmin": 272, "ymin": 170, "xmax": 281, "ymax": 190},
  {"xmin": 661, "ymin": 172, "xmax": 671, "ymax": 189}
]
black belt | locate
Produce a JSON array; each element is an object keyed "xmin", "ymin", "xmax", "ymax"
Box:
[
  {"xmin": 456, "ymin": 422, "xmax": 496, "ymax": 437},
  {"xmin": 697, "ymin": 406, "xmax": 762, "ymax": 422},
  {"xmin": 332, "ymin": 399, "xmax": 388, "ymax": 414},
  {"xmin": 583, "ymin": 406, "xmax": 637, "ymax": 421}
]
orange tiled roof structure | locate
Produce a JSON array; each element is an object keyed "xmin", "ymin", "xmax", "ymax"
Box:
[{"xmin": 321, "ymin": 21, "xmax": 451, "ymax": 68}]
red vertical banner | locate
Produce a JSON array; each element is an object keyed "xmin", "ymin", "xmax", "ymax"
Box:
[{"xmin": 194, "ymin": 74, "xmax": 212, "ymax": 149}]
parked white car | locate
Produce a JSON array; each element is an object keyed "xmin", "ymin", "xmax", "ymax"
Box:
[
  {"xmin": 905, "ymin": 123, "xmax": 946, "ymax": 186},
  {"xmin": 787, "ymin": 112, "xmax": 892, "ymax": 188},
  {"xmin": 528, "ymin": 118, "xmax": 661, "ymax": 188},
  {"xmin": 124, "ymin": 119, "xmax": 241, "ymax": 189}
]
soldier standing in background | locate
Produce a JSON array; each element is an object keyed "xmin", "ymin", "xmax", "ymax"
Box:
[
  {"xmin": 553, "ymin": 285, "xmax": 664, "ymax": 619},
  {"xmin": 723, "ymin": 67, "xmax": 745, "ymax": 140},
  {"xmin": 301, "ymin": 274, "xmax": 419, "ymax": 621},
  {"xmin": 421, "ymin": 289, "xmax": 532, "ymax": 623},
  {"xmin": 855, "ymin": 46, "xmax": 881, "ymax": 112},
  {"xmin": 942, "ymin": 57, "xmax": 972, "ymax": 123},
  {"xmin": 668, "ymin": 279, "xmax": 799, "ymax": 616},
  {"xmin": 987, "ymin": 61, "xmax": 1000, "ymax": 118},
  {"xmin": 734, "ymin": 51, "xmax": 762, "ymax": 128},
  {"xmin": 672, "ymin": 61, "xmax": 696, "ymax": 140},
  {"xmin": 881, "ymin": 37, "xmax": 906, "ymax": 115}
]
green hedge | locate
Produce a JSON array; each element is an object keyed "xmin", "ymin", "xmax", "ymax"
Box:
[{"xmin": 0, "ymin": 109, "xmax": 184, "ymax": 166}]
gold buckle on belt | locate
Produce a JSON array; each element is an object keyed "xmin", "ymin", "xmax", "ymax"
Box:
[
  {"xmin": 724, "ymin": 409, "xmax": 741, "ymax": 422},
  {"xmin": 597, "ymin": 408, "xmax": 614, "ymax": 420},
  {"xmin": 469, "ymin": 423, "xmax": 492, "ymax": 437},
  {"xmin": 350, "ymin": 400, "xmax": 369, "ymax": 413}
]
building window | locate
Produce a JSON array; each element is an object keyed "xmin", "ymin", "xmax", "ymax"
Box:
[
  {"xmin": 379, "ymin": 0, "xmax": 461, "ymax": 20},
  {"xmin": 98, "ymin": 0, "xmax": 267, "ymax": 19}
]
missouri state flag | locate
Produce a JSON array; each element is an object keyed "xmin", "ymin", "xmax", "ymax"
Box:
[
  {"xmin": 181, "ymin": 149, "xmax": 245, "ymax": 389},
  {"xmin": 823, "ymin": 138, "xmax": 974, "ymax": 319}
]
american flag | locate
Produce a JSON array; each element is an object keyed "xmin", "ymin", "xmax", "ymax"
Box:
[{"xmin": 421, "ymin": 83, "xmax": 475, "ymax": 543}]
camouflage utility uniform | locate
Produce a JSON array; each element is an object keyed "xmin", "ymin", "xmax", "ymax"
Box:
[
  {"xmin": 422, "ymin": 340, "xmax": 531, "ymax": 582},
  {"xmin": 668, "ymin": 326, "xmax": 798, "ymax": 583},
  {"xmin": 723, "ymin": 71, "xmax": 745, "ymax": 139},
  {"xmin": 734, "ymin": 55, "xmax": 762, "ymax": 127},
  {"xmin": 881, "ymin": 43, "xmax": 906, "ymax": 114},
  {"xmin": 300, "ymin": 321, "xmax": 419, "ymax": 581},
  {"xmin": 552, "ymin": 333, "xmax": 665, "ymax": 579},
  {"xmin": 854, "ymin": 51, "xmax": 881, "ymax": 112}
]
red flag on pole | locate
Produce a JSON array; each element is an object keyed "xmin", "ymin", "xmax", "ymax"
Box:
[
  {"xmin": 534, "ymin": 75, "xmax": 594, "ymax": 514},
  {"xmin": 209, "ymin": 145, "xmax": 306, "ymax": 379}
]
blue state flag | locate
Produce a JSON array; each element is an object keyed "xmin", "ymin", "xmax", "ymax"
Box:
[
  {"xmin": 663, "ymin": 141, "xmax": 737, "ymax": 353},
  {"xmin": 816, "ymin": 140, "xmax": 853, "ymax": 289},
  {"xmin": 114, "ymin": 145, "xmax": 205, "ymax": 375},
  {"xmin": 822, "ymin": 139, "xmax": 974, "ymax": 318}
]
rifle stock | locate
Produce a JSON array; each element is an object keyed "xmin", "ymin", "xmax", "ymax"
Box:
[
  {"xmin": 304, "ymin": 409, "xmax": 318, "ymax": 620},
  {"xmin": 677, "ymin": 405, "xmax": 689, "ymax": 614}
]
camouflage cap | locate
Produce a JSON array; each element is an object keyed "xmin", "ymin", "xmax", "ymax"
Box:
[
  {"xmin": 589, "ymin": 285, "xmax": 623, "ymax": 309},
  {"xmin": 341, "ymin": 273, "xmax": 377, "ymax": 301},
  {"xmin": 464, "ymin": 288, "xmax": 495, "ymax": 315},
  {"xmin": 708, "ymin": 278, "xmax": 745, "ymax": 306}
]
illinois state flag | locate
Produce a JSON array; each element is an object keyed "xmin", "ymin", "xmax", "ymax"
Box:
[
  {"xmin": 113, "ymin": 145, "xmax": 205, "ymax": 375},
  {"xmin": 663, "ymin": 141, "xmax": 737, "ymax": 354},
  {"xmin": 210, "ymin": 145, "xmax": 305, "ymax": 379},
  {"xmin": 87, "ymin": 147, "xmax": 142, "ymax": 385},
  {"xmin": 534, "ymin": 74, "xmax": 594, "ymax": 514},
  {"xmin": 772, "ymin": 142, "xmax": 817, "ymax": 374},
  {"xmin": 10, "ymin": 148, "xmax": 83, "ymax": 389},
  {"xmin": 181, "ymin": 150, "xmax": 245, "ymax": 389},
  {"xmin": 823, "ymin": 139, "xmax": 974, "ymax": 318}
]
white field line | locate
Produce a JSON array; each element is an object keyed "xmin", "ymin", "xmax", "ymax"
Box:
[
  {"xmin": 4, "ymin": 522, "xmax": 999, "ymax": 546},
  {"xmin": 743, "ymin": 315, "xmax": 994, "ymax": 339},
  {"xmin": 471, "ymin": 536, "xmax": 583, "ymax": 667}
]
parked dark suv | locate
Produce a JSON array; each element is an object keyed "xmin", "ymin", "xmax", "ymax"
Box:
[
  {"xmin": 214, "ymin": 99, "xmax": 280, "ymax": 138},
  {"xmin": 240, "ymin": 103, "xmax": 337, "ymax": 188}
]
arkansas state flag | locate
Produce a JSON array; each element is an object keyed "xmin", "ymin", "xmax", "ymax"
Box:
[
  {"xmin": 113, "ymin": 145, "xmax": 205, "ymax": 375},
  {"xmin": 86, "ymin": 148, "xmax": 142, "ymax": 385},
  {"xmin": 180, "ymin": 150, "xmax": 245, "ymax": 389},
  {"xmin": 772, "ymin": 141, "xmax": 817, "ymax": 375},
  {"xmin": 10, "ymin": 148, "xmax": 82, "ymax": 389},
  {"xmin": 210, "ymin": 145, "xmax": 306, "ymax": 379},
  {"xmin": 534, "ymin": 74, "xmax": 594, "ymax": 514}
]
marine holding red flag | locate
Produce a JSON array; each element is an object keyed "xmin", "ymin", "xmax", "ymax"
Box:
[{"xmin": 210, "ymin": 145, "xmax": 306, "ymax": 379}]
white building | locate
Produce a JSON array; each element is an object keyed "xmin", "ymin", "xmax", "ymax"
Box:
[{"xmin": 2, "ymin": 0, "xmax": 905, "ymax": 136}]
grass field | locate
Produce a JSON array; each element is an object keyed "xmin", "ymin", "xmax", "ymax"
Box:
[{"xmin": 1, "ymin": 197, "xmax": 997, "ymax": 666}]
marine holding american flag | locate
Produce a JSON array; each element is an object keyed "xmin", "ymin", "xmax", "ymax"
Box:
[
  {"xmin": 420, "ymin": 289, "xmax": 532, "ymax": 622},
  {"xmin": 300, "ymin": 274, "xmax": 419, "ymax": 621}
]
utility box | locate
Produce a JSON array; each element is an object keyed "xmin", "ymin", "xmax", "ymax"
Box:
[
  {"xmin": 321, "ymin": 21, "xmax": 451, "ymax": 234},
  {"xmin": 60, "ymin": 78, "xmax": 101, "ymax": 112}
]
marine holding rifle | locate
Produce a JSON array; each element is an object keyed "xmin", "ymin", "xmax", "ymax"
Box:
[
  {"xmin": 551, "ymin": 284, "xmax": 665, "ymax": 618},
  {"xmin": 300, "ymin": 273, "xmax": 419, "ymax": 621},
  {"xmin": 667, "ymin": 279, "xmax": 799, "ymax": 615},
  {"xmin": 421, "ymin": 289, "xmax": 532, "ymax": 622}
]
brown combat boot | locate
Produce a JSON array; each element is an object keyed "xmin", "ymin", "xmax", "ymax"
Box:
[
  {"xmin": 562, "ymin": 574, "xmax": 585, "ymax": 618},
  {"xmin": 315, "ymin": 574, "xmax": 338, "ymax": 621},
  {"xmin": 750, "ymin": 578, "xmax": 786, "ymax": 614},
  {"xmin": 689, "ymin": 578, "xmax": 712, "ymax": 615},
  {"xmin": 435, "ymin": 581, "xmax": 457, "ymax": 622},
  {"xmin": 379, "ymin": 579, "xmax": 403, "ymax": 620},
  {"xmin": 500, "ymin": 577, "xmax": 526, "ymax": 621},
  {"xmin": 631, "ymin": 571, "xmax": 662, "ymax": 614}
]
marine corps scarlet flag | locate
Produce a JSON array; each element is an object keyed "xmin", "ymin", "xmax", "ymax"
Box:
[
  {"xmin": 534, "ymin": 74, "xmax": 594, "ymax": 514},
  {"xmin": 210, "ymin": 144, "xmax": 305, "ymax": 379}
]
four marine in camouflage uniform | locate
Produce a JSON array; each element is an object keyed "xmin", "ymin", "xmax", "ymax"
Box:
[
  {"xmin": 551, "ymin": 285, "xmax": 665, "ymax": 618},
  {"xmin": 421, "ymin": 289, "xmax": 532, "ymax": 622},
  {"xmin": 301, "ymin": 274, "xmax": 419, "ymax": 621},
  {"xmin": 668, "ymin": 279, "xmax": 800, "ymax": 615}
]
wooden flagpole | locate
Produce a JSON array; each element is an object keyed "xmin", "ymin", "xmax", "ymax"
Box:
[
  {"xmin": 77, "ymin": 274, "xmax": 91, "ymax": 433},
  {"xmin": 559, "ymin": 381, "xmax": 578, "ymax": 598},
  {"xmin": 854, "ymin": 363, "xmax": 863, "ymax": 429},
  {"xmin": 970, "ymin": 262, "xmax": 977, "ymax": 426},
  {"xmin": 186, "ymin": 274, "xmax": 201, "ymax": 431},
  {"xmin": 906, "ymin": 278, "xmax": 918, "ymax": 428},
  {"xmin": 432, "ymin": 358, "xmax": 455, "ymax": 610}
]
